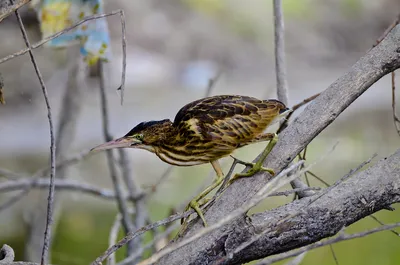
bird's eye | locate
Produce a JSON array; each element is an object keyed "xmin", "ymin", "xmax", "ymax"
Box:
[{"xmin": 135, "ymin": 134, "xmax": 144, "ymax": 140}]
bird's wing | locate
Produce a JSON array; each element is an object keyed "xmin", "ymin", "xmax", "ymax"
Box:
[{"xmin": 173, "ymin": 95, "xmax": 285, "ymax": 144}]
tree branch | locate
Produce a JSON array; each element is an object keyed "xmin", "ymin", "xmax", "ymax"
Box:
[
  {"xmin": 155, "ymin": 23, "xmax": 400, "ymax": 265},
  {"xmin": 98, "ymin": 61, "xmax": 136, "ymax": 256},
  {"xmin": 0, "ymin": 0, "xmax": 30, "ymax": 23},
  {"xmin": 10, "ymin": 4, "xmax": 56, "ymax": 264},
  {"xmin": 165, "ymin": 148, "xmax": 400, "ymax": 265},
  {"xmin": 273, "ymin": 0, "xmax": 314, "ymax": 200},
  {"xmin": 0, "ymin": 178, "xmax": 143, "ymax": 201}
]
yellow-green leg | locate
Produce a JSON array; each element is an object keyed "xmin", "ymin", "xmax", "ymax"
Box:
[
  {"xmin": 227, "ymin": 133, "xmax": 278, "ymax": 186},
  {"xmin": 181, "ymin": 160, "xmax": 224, "ymax": 227}
]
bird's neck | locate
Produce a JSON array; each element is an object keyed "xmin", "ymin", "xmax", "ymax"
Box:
[
  {"xmin": 160, "ymin": 124, "xmax": 179, "ymax": 142},
  {"xmin": 151, "ymin": 121, "xmax": 178, "ymax": 146}
]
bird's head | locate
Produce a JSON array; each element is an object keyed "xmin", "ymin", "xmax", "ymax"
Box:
[{"xmin": 90, "ymin": 119, "xmax": 173, "ymax": 153}]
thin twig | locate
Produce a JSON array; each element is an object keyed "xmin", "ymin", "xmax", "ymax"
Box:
[
  {"xmin": 330, "ymin": 244, "xmax": 339, "ymax": 265},
  {"xmin": 269, "ymin": 187, "xmax": 320, "ymax": 197},
  {"xmin": 391, "ymin": 71, "xmax": 400, "ymax": 136},
  {"xmin": 0, "ymin": 71, "xmax": 4, "ymax": 104},
  {"xmin": 38, "ymin": 149, "xmax": 92, "ymax": 178},
  {"xmin": 116, "ymin": 10, "xmax": 126, "ymax": 105},
  {"xmin": 0, "ymin": 149, "xmax": 93, "ymax": 215},
  {"xmin": 273, "ymin": 0, "xmax": 313, "ymax": 200},
  {"xmin": 145, "ymin": 166, "xmax": 174, "ymax": 193},
  {"xmin": 277, "ymin": 93, "xmax": 320, "ymax": 134},
  {"xmin": 107, "ymin": 212, "xmax": 122, "ymax": 265},
  {"xmin": 117, "ymin": 223, "xmax": 180, "ymax": 265},
  {"xmin": 11, "ymin": 3, "xmax": 56, "ymax": 264},
  {"xmin": 373, "ymin": 13, "xmax": 400, "ymax": 48},
  {"xmin": 0, "ymin": 9, "xmax": 127, "ymax": 97},
  {"xmin": 273, "ymin": 0, "xmax": 289, "ymax": 106},
  {"xmin": 372, "ymin": 14, "xmax": 400, "ymax": 137},
  {"xmin": 304, "ymin": 170, "xmax": 331, "ymax": 187},
  {"xmin": 0, "ymin": 10, "xmax": 121, "ymax": 64},
  {"xmin": 284, "ymin": 252, "xmax": 307, "ymax": 265},
  {"xmin": 0, "ymin": 178, "xmax": 142, "ymax": 200},
  {"xmin": 91, "ymin": 210, "xmax": 194, "ymax": 265},
  {"xmin": 0, "ymin": 189, "xmax": 30, "ymax": 213},
  {"xmin": 107, "ymin": 209, "xmax": 135, "ymax": 265},
  {"xmin": 205, "ymin": 70, "xmax": 222, "ymax": 97},
  {"xmin": 0, "ymin": 168, "xmax": 26, "ymax": 179},
  {"xmin": 98, "ymin": 61, "xmax": 135, "ymax": 255},
  {"xmin": 256, "ymin": 222, "xmax": 400, "ymax": 265},
  {"xmin": 118, "ymin": 149, "xmax": 147, "ymax": 261}
]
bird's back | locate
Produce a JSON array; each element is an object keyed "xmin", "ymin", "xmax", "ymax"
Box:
[{"xmin": 162, "ymin": 95, "xmax": 287, "ymax": 163}]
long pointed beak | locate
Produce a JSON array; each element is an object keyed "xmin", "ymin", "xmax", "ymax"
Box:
[{"xmin": 90, "ymin": 137, "xmax": 138, "ymax": 153}]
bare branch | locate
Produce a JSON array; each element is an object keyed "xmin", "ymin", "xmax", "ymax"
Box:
[
  {"xmin": 0, "ymin": 189, "xmax": 30, "ymax": 213},
  {"xmin": 107, "ymin": 213, "xmax": 122, "ymax": 265},
  {"xmin": 0, "ymin": 244, "xmax": 15, "ymax": 263},
  {"xmin": 0, "ymin": 178, "xmax": 143, "ymax": 200},
  {"xmin": 10, "ymin": 3, "xmax": 56, "ymax": 264},
  {"xmin": 0, "ymin": 71, "xmax": 4, "ymax": 104},
  {"xmin": 256, "ymin": 222, "xmax": 400, "ymax": 265},
  {"xmin": 205, "ymin": 70, "xmax": 222, "ymax": 97},
  {"xmin": 277, "ymin": 93, "xmax": 320, "ymax": 134},
  {"xmin": 272, "ymin": 0, "xmax": 312, "ymax": 199},
  {"xmin": 0, "ymin": 0, "xmax": 30, "ymax": 23},
  {"xmin": 117, "ymin": 223, "xmax": 180, "ymax": 265},
  {"xmin": 391, "ymin": 71, "xmax": 400, "ymax": 136},
  {"xmin": 136, "ymin": 161, "xmax": 306, "ymax": 265},
  {"xmin": 0, "ymin": 168, "xmax": 26, "ymax": 179},
  {"xmin": 283, "ymin": 252, "xmax": 307, "ymax": 265},
  {"xmin": 329, "ymin": 245, "xmax": 339, "ymax": 265},
  {"xmin": 373, "ymin": 13, "xmax": 400, "ymax": 47},
  {"xmin": 269, "ymin": 187, "xmax": 320, "ymax": 197},
  {"xmin": 107, "ymin": 208, "xmax": 135, "ymax": 265},
  {"xmin": 273, "ymin": 0, "xmax": 289, "ymax": 106},
  {"xmin": 118, "ymin": 149, "xmax": 148, "ymax": 261},
  {"xmin": 98, "ymin": 61, "xmax": 135, "ymax": 256},
  {"xmin": 91, "ymin": 210, "xmax": 194, "ymax": 265},
  {"xmin": 116, "ymin": 10, "xmax": 127, "ymax": 105},
  {"xmin": 0, "ymin": 10, "xmax": 125, "ymax": 86}
]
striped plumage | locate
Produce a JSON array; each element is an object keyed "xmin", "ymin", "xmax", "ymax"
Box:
[
  {"xmin": 119, "ymin": 95, "xmax": 287, "ymax": 166},
  {"xmin": 91, "ymin": 95, "xmax": 288, "ymax": 226}
]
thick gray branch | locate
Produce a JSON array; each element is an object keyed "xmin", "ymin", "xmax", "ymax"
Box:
[
  {"xmin": 222, "ymin": 149, "xmax": 400, "ymax": 264},
  {"xmin": 0, "ymin": 244, "xmax": 43, "ymax": 265},
  {"xmin": 158, "ymin": 24, "xmax": 400, "ymax": 265}
]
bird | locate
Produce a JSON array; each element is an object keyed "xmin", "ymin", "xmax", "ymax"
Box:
[{"xmin": 91, "ymin": 95, "xmax": 289, "ymax": 226}]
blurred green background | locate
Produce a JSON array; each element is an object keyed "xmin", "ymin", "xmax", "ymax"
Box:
[{"xmin": 0, "ymin": 0, "xmax": 399, "ymax": 264}]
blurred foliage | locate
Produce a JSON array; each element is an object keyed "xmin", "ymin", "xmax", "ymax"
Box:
[{"xmin": 340, "ymin": 0, "xmax": 363, "ymax": 16}]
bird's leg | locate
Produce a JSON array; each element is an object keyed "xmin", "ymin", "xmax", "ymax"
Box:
[
  {"xmin": 181, "ymin": 160, "xmax": 224, "ymax": 227},
  {"xmin": 227, "ymin": 133, "xmax": 278, "ymax": 186}
]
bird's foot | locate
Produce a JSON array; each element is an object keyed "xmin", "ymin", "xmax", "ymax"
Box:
[
  {"xmin": 227, "ymin": 160, "xmax": 275, "ymax": 186},
  {"xmin": 180, "ymin": 165, "xmax": 224, "ymax": 227},
  {"xmin": 181, "ymin": 197, "xmax": 210, "ymax": 227},
  {"xmin": 227, "ymin": 133, "xmax": 278, "ymax": 187}
]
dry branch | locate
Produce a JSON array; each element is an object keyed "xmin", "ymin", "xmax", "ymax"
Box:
[
  {"xmin": 167, "ymin": 148, "xmax": 399, "ymax": 265},
  {"xmin": 0, "ymin": 0, "xmax": 30, "ymax": 23},
  {"xmin": 98, "ymin": 62, "xmax": 135, "ymax": 256},
  {"xmin": 10, "ymin": 5, "xmax": 56, "ymax": 264},
  {"xmin": 154, "ymin": 23, "xmax": 400, "ymax": 265}
]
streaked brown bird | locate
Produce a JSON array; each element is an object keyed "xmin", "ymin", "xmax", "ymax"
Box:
[{"xmin": 91, "ymin": 95, "xmax": 288, "ymax": 226}]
